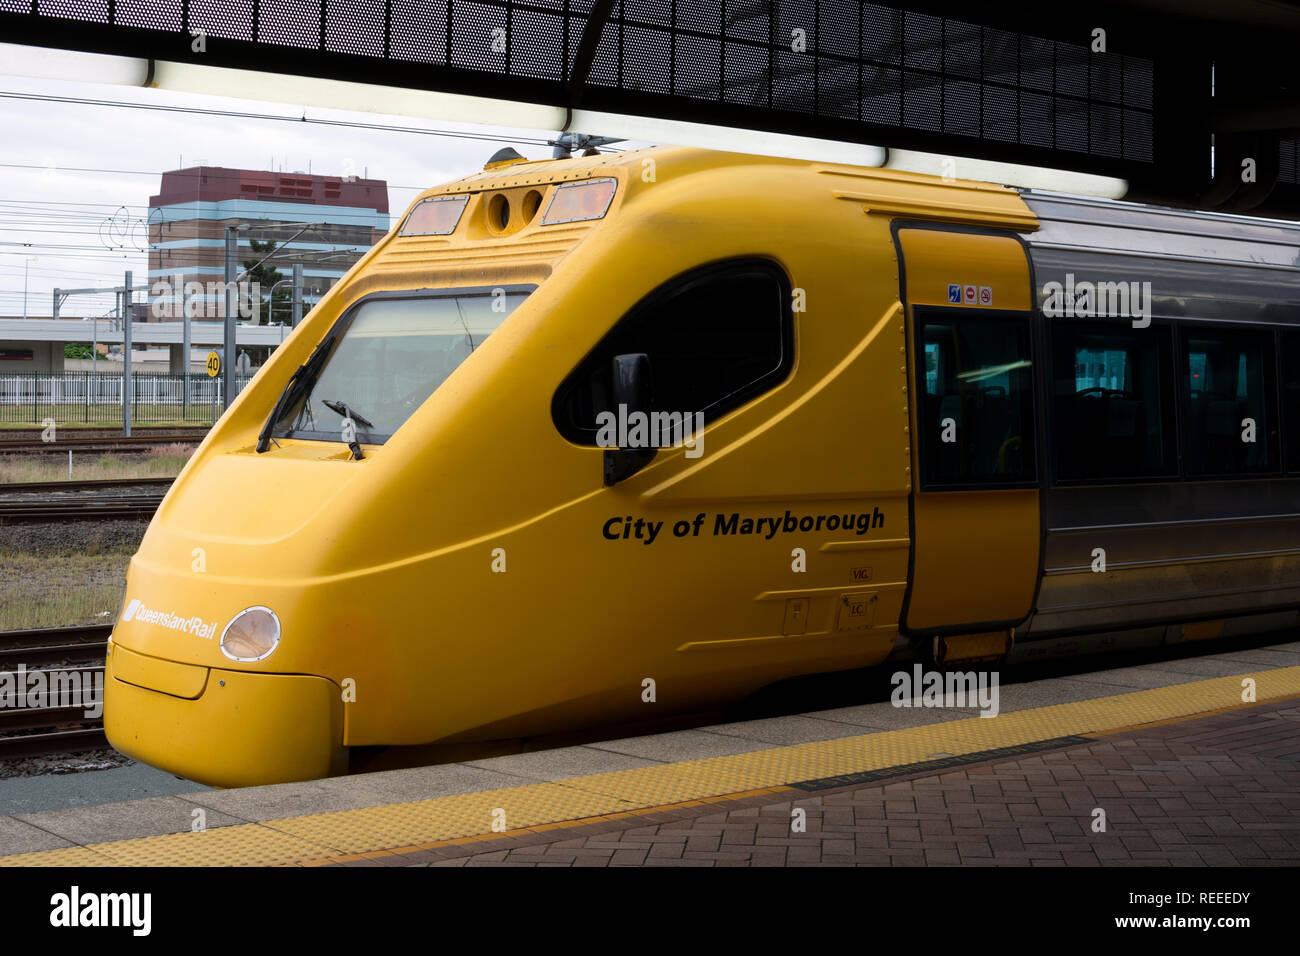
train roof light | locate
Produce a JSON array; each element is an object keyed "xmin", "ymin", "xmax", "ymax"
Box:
[
  {"xmin": 540, "ymin": 178, "xmax": 617, "ymax": 225},
  {"xmin": 220, "ymin": 606, "xmax": 281, "ymax": 663},
  {"xmin": 400, "ymin": 195, "xmax": 470, "ymax": 237}
]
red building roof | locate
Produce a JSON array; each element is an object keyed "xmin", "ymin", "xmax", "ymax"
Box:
[{"xmin": 149, "ymin": 167, "xmax": 388, "ymax": 213}]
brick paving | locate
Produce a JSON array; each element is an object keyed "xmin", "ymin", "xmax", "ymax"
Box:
[{"xmin": 371, "ymin": 699, "xmax": 1300, "ymax": 867}]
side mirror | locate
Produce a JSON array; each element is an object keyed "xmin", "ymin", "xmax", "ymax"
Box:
[{"xmin": 603, "ymin": 353, "xmax": 658, "ymax": 486}]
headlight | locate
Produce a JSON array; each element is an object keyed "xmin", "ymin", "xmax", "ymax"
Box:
[{"xmin": 219, "ymin": 606, "xmax": 281, "ymax": 662}]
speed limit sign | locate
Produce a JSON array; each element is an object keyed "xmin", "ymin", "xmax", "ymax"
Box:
[{"xmin": 205, "ymin": 351, "xmax": 221, "ymax": 378}]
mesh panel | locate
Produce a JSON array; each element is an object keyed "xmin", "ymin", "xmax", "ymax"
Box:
[
  {"xmin": 861, "ymin": 64, "xmax": 900, "ymax": 125},
  {"xmin": 1089, "ymin": 103, "xmax": 1122, "ymax": 158},
  {"xmin": 116, "ymin": 0, "xmax": 183, "ymax": 31},
  {"xmin": 189, "ymin": 0, "xmax": 256, "ymax": 41},
  {"xmin": 982, "ymin": 27, "xmax": 1017, "ymax": 83},
  {"xmin": 774, "ymin": 50, "xmax": 813, "ymax": 113},
  {"xmin": 389, "ymin": 0, "xmax": 449, "ymax": 64},
  {"xmin": 5, "ymin": 0, "xmax": 1158, "ymax": 164},
  {"xmin": 326, "ymin": 0, "xmax": 387, "ymax": 57},
  {"xmin": 563, "ymin": 10, "xmax": 586, "ymax": 76},
  {"xmin": 862, "ymin": 3, "xmax": 903, "ymax": 65},
  {"xmin": 722, "ymin": 37, "xmax": 768, "ymax": 106},
  {"xmin": 902, "ymin": 10, "xmax": 941, "ymax": 72},
  {"xmin": 1281, "ymin": 141, "xmax": 1299, "ymax": 185},
  {"xmin": 512, "ymin": 8, "xmax": 565, "ymax": 80},
  {"xmin": 819, "ymin": 0, "xmax": 859, "ymax": 60},
  {"xmin": 1055, "ymin": 42, "xmax": 1087, "ymax": 98},
  {"xmin": 625, "ymin": 0, "xmax": 667, "ymax": 29},
  {"xmin": 984, "ymin": 83, "xmax": 1017, "ymax": 142},
  {"xmin": 819, "ymin": 61, "xmax": 859, "ymax": 120},
  {"xmin": 945, "ymin": 20, "xmax": 981, "ymax": 81},
  {"xmin": 943, "ymin": 79, "xmax": 979, "ymax": 136},
  {"xmin": 587, "ymin": 15, "xmax": 619, "ymax": 88},
  {"xmin": 1123, "ymin": 109, "xmax": 1153, "ymax": 162},
  {"xmin": 1055, "ymin": 98, "xmax": 1087, "ymax": 153},
  {"xmin": 449, "ymin": 0, "xmax": 507, "ymax": 73},
  {"xmin": 259, "ymin": 0, "xmax": 323, "ymax": 50},
  {"xmin": 724, "ymin": 0, "xmax": 767, "ymax": 43},
  {"xmin": 1019, "ymin": 34, "xmax": 1053, "ymax": 92},
  {"xmin": 1020, "ymin": 90, "xmax": 1053, "ymax": 148},
  {"xmin": 37, "ymin": 0, "xmax": 109, "ymax": 23},
  {"xmin": 1123, "ymin": 56, "xmax": 1153, "ymax": 108},
  {"xmin": 776, "ymin": 0, "xmax": 813, "ymax": 55},
  {"xmin": 676, "ymin": 34, "xmax": 721, "ymax": 102}
]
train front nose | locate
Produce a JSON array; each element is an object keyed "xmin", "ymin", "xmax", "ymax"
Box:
[
  {"xmin": 104, "ymin": 640, "xmax": 347, "ymax": 788},
  {"xmin": 104, "ymin": 593, "xmax": 347, "ymax": 788}
]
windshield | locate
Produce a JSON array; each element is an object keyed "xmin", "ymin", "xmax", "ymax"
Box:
[{"xmin": 271, "ymin": 289, "xmax": 529, "ymax": 444}]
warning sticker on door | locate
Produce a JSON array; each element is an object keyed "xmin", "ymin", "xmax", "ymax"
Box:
[{"xmin": 948, "ymin": 283, "xmax": 991, "ymax": 306}]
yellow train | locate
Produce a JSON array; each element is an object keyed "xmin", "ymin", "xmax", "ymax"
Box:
[{"xmin": 104, "ymin": 146, "xmax": 1300, "ymax": 787}]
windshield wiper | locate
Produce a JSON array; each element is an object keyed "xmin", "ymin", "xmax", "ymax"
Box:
[
  {"xmin": 322, "ymin": 399, "xmax": 373, "ymax": 460},
  {"xmin": 255, "ymin": 334, "xmax": 336, "ymax": 454},
  {"xmin": 321, "ymin": 399, "xmax": 374, "ymax": 428}
]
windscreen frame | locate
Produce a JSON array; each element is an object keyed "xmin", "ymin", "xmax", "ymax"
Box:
[{"xmin": 269, "ymin": 282, "xmax": 536, "ymax": 446}]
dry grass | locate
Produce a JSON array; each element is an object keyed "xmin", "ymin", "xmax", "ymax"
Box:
[
  {"xmin": 0, "ymin": 552, "xmax": 133, "ymax": 630},
  {"xmin": 0, "ymin": 446, "xmax": 194, "ymax": 484}
]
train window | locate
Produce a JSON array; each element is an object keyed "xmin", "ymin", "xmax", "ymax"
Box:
[
  {"xmin": 1051, "ymin": 323, "xmax": 1176, "ymax": 481},
  {"xmin": 923, "ymin": 341, "xmax": 942, "ymax": 395},
  {"xmin": 916, "ymin": 312, "xmax": 1035, "ymax": 487},
  {"xmin": 1284, "ymin": 332, "xmax": 1300, "ymax": 473},
  {"xmin": 552, "ymin": 259, "xmax": 793, "ymax": 443},
  {"xmin": 270, "ymin": 289, "xmax": 530, "ymax": 444},
  {"xmin": 1179, "ymin": 326, "xmax": 1279, "ymax": 475}
]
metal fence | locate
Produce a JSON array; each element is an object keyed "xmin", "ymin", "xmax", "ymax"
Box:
[{"xmin": 0, "ymin": 372, "xmax": 253, "ymax": 425}]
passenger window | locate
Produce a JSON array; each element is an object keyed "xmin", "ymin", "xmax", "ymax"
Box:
[
  {"xmin": 553, "ymin": 260, "xmax": 792, "ymax": 443},
  {"xmin": 1283, "ymin": 332, "xmax": 1300, "ymax": 473},
  {"xmin": 1051, "ymin": 323, "xmax": 1176, "ymax": 480},
  {"xmin": 1179, "ymin": 327, "xmax": 1279, "ymax": 475},
  {"xmin": 924, "ymin": 341, "xmax": 941, "ymax": 395},
  {"xmin": 917, "ymin": 313, "xmax": 1035, "ymax": 486}
]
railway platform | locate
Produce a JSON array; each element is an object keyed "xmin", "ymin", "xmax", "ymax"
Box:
[{"xmin": 1, "ymin": 640, "xmax": 1297, "ymax": 867}]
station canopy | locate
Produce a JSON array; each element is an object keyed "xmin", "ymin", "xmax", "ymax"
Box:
[{"xmin": 4, "ymin": 1, "xmax": 1300, "ymax": 218}]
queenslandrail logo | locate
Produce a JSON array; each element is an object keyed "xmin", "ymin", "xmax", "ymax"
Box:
[
  {"xmin": 1042, "ymin": 272, "xmax": 1152, "ymax": 328},
  {"xmin": 50, "ymin": 886, "xmax": 151, "ymax": 936},
  {"xmin": 891, "ymin": 664, "xmax": 1000, "ymax": 718},
  {"xmin": 595, "ymin": 403, "xmax": 705, "ymax": 458},
  {"xmin": 121, "ymin": 598, "xmax": 219, "ymax": 640}
]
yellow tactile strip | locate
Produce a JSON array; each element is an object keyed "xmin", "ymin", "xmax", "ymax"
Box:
[{"xmin": 5, "ymin": 666, "xmax": 1297, "ymax": 867}]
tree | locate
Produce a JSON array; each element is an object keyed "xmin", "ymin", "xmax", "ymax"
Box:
[
  {"xmin": 64, "ymin": 343, "xmax": 93, "ymax": 359},
  {"xmin": 242, "ymin": 238, "xmax": 293, "ymax": 324}
]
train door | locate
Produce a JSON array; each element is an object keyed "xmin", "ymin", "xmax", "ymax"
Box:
[{"xmin": 894, "ymin": 225, "xmax": 1040, "ymax": 648}]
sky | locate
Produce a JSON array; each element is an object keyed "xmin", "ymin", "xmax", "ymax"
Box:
[{"xmin": 0, "ymin": 72, "xmax": 627, "ymax": 320}]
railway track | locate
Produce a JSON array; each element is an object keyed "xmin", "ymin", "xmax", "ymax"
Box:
[
  {"xmin": 0, "ymin": 431, "xmax": 207, "ymax": 457},
  {"xmin": 0, "ymin": 426, "xmax": 209, "ymax": 443},
  {"xmin": 0, "ymin": 625, "xmax": 112, "ymax": 760},
  {"xmin": 0, "ymin": 478, "xmax": 169, "ymax": 524},
  {"xmin": 0, "ymin": 476, "xmax": 174, "ymax": 494}
]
